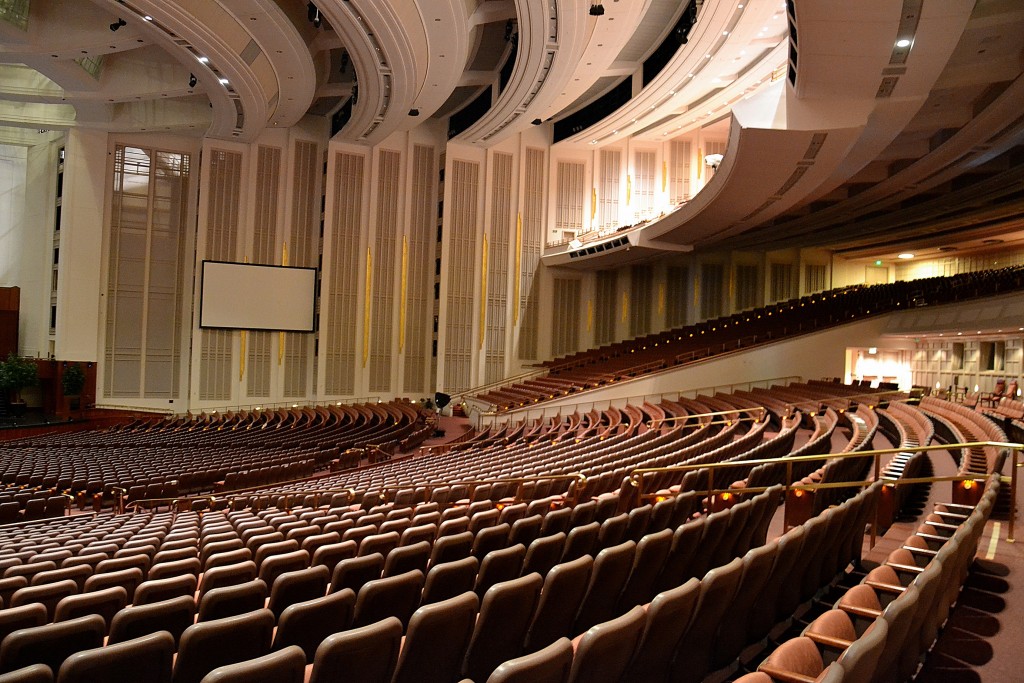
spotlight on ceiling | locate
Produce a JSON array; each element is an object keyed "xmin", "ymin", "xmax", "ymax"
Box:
[
  {"xmin": 531, "ymin": 118, "xmax": 542, "ymax": 125},
  {"xmin": 589, "ymin": 4, "xmax": 605, "ymax": 16},
  {"xmin": 408, "ymin": 108, "xmax": 420, "ymax": 117},
  {"xmin": 188, "ymin": 73, "xmax": 197, "ymax": 88},
  {"xmin": 109, "ymin": 18, "xmax": 127, "ymax": 32}
]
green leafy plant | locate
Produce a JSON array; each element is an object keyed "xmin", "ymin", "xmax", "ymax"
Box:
[
  {"xmin": 0, "ymin": 353, "xmax": 38, "ymax": 402},
  {"xmin": 61, "ymin": 362, "xmax": 86, "ymax": 397}
]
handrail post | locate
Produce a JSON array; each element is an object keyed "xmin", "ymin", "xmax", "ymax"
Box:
[
  {"xmin": 1010, "ymin": 446, "xmax": 1018, "ymax": 543},
  {"xmin": 783, "ymin": 460, "xmax": 792, "ymax": 530},
  {"xmin": 870, "ymin": 451, "xmax": 880, "ymax": 548},
  {"xmin": 707, "ymin": 468, "xmax": 715, "ymax": 509}
]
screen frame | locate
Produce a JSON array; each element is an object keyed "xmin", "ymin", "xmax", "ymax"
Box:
[{"xmin": 199, "ymin": 260, "xmax": 318, "ymax": 332}]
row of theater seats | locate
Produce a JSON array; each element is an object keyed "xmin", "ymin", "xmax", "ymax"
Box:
[
  {"xmin": 920, "ymin": 396, "xmax": 1008, "ymax": 476},
  {"xmin": 0, "ymin": 401, "xmax": 426, "ymax": 508},
  {"xmin": 0, "ymin": 481, "xmax": 781, "ymax": 681},
  {"xmin": 0, "ymin": 496, "xmax": 67, "ymax": 526},
  {"xmin": 478, "ymin": 266, "xmax": 1024, "ymax": 410},
  {"xmin": 255, "ymin": 381, "xmax": 879, "ymax": 512},
  {"xmin": 750, "ymin": 472, "xmax": 1000, "ymax": 682}
]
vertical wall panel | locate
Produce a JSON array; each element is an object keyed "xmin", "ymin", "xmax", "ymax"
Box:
[
  {"xmin": 324, "ymin": 151, "xmax": 363, "ymax": 395},
  {"xmin": 443, "ymin": 159, "xmax": 479, "ymax": 392},
  {"xmin": 551, "ymin": 278, "xmax": 580, "ymax": 357},
  {"xmin": 734, "ymin": 264, "xmax": 759, "ymax": 311},
  {"xmin": 700, "ymin": 262, "xmax": 724, "ymax": 321},
  {"xmin": 632, "ymin": 150, "xmax": 656, "ymax": 221},
  {"xmin": 670, "ymin": 140, "xmax": 691, "ymax": 204},
  {"xmin": 199, "ymin": 148, "xmax": 241, "ymax": 401},
  {"xmin": 369, "ymin": 149, "xmax": 400, "ymax": 392},
  {"xmin": 769, "ymin": 262, "xmax": 795, "ymax": 303},
  {"xmin": 598, "ymin": 149, "xmax": 621, "ymax": 231},
  {"xmin": 283, "ymin": 140, "xmax": 319, "ymax": 397},
  {"xmin": 247, "ymin": 144, "xmax": 281, "ymax": 398},
  {"xmin": 555, "ymin": 160, "xmax": 584, "ymax": 238},
  {"xmin": 666, "ymin": 265, "xmax": 689, "ymax": 328},
  {"xmin": 105, "ymin": 146, "xmax": 190, "ymax": 399},
  {"xmin": 518, "ymin": 147, "xmax": 544, "ymax": 360},
  {"xmin": 485, "ymin": 152, "xmax": 512, "ymax": 384},
  {"xmin": 595, "ymin": 269, "xmax": 617, "ymax": 345},
  {"xmin": 403, "ymin": 144, "xmax": 435, "ymax": 394},
  {"xmin": 629, "ymin": 265, "xmax": 652, "ymax": 337},
  {"xmin": 805, "ymin": 263, "xmax": 827, "ymax": 294}
]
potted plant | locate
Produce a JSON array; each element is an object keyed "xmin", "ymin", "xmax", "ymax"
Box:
[
  {"xmin": 61, "ymin": 362, "xmax": 86, "ymax": 411},
  {"xmin": 0, "ymin": 353, "xmax": 38, "ymax": 417}
]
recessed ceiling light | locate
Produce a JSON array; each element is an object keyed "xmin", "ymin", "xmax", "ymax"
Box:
[
  {"xmin": 143, "ymin": 15, "xmax": 153, "ymax": 21},
  {"xmin": 197, "ymin": 56, "xmax": 209, "ymax": 63},
  {"xmin": 897, "ymin": 253, "xmax": 914, "ymax": 259},
  {"xmin": 218, "ymin": 78, "xmax": 229, "ymax": 85},
  {"xmin": 896, "ymin": 39, "xmax": 911, "ymax": 48}
]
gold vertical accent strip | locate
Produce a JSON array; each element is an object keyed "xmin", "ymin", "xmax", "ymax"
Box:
[
  {"xmin": 658, "ymin": 283, "xmax": 666, "ymax": 314},
  {"xmin": 662, "ymin": 160, "xmax": 667, "ymax": 193},
  {"xmin": 591, "ymin": 187, "xmax": 597, "ymax": 221},
  {"xmin": 626, "ymin": 174, "xmax": 632, "ymax": 205},
  {"xmin": 399, "ymin": 236, "xmax": 408, "ymax": 354},
  {"xmin": 480, "ymin": 233, "xmax": 488, "ymax": 349},
  {"xmin": 622, "ymin": 290, "xmax": 629, "ymax": 323},
  {"xmin": 363, "ymin": 247, "xmax": 372, "ymax": 368},
  {"xmin": 587, "ymin": 299, "xmax": 594, "ymax": 332},
  {"xmin": 513, "ymin": 213, "xmax": 522, "ymax": 324},
  {"xmin": 241, "ymin": 254, "xmax": 249, "ymax": 380},
  {"xmin": 278, "ymin": 243, "xmax": 288, "ymax": 365}
]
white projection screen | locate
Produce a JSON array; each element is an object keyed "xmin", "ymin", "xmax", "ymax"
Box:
[{"xmin": 200, "ymin": 261, "xmax": 317, "ymax": 332}]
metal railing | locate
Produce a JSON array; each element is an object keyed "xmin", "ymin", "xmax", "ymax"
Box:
[
  {"xmin": 629, "ymin": 440, "xmax": 1021, "ymax": 542},
  {"xmin": 125, "ymin": 473, "xmax": 588, "ymax": 514},
  {"xmin": 475, "ymin": 376, "xmax": 803, "ymax": 427}
]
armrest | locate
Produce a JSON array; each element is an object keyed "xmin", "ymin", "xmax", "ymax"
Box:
[
  {"xmin": 838, "ymin": 604, "xmax": 882, "ymax": 619},
  {"xmin": 902, "ymin": 545, "xmax": 938, "ymax": 557},
  {"xmin": 865, "ymin": 580, "xmax": 906, "ymax": 595},
  {"xmin": 803, "ymin": 632, "xmax": 854, "ymax": 652},
  {"xmin": 886, "ymin": 561, "xmax": 924, "ymax": 575},
  {"xmin": 925, "ymin": 521, "xmax": 959, "ymax": 532},
  {"xmin": 757, "ymin": 665, "xmax": 819, "ymax": 683},
  {"xmin": 935, "ymin": 502, "xmax": 974, "ymax": 513},
  {"xmin": 916, "ymin": 532, "xmax": 950, "ymax": 544}
]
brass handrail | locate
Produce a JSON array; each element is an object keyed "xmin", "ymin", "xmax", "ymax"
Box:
[
  {"xmin": 629, "ymin": 440, "xmax": 1021, "ymax": 541},
  {"xmin": 127, "ymin": 473, "xmax": 587, "ymax": 514},
  {"xmin": 651, "ymin": 407, "xmax": 767, "ymax": 427}
]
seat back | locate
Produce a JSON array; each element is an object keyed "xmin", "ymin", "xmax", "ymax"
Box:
[
  {"xmin": 462, "ymin": 573, "xmax": 544, "ymax": 683},
  {"xmin": 308, "ymin": 617, "xmax": 403, "ymax": 683},
  {"xmin": 197, "ymin": 646, "xmax": 305, "ymax": 683},
  {"xmin": 566, "ymin": 605, "xmax": 646, "ymax": 683},
  {"xmin": 272, "ymin": 588, "xmax": 355, "ymax": 660},
  {"xmin": 0, "ymin": 615, "xmax": 105, "ymax": 676},
  {"xmin": 392, "ymin": 592, "xmax": 479, "ymax": 683},
  {"xmin": 351, "ymin": 569, "xmax": 424, "ymax": 629},
  {"xmin": 56, "ymin": 631, "xmax": 174, "ymax": 683},
  {"xmin": 107, "ymin": 595, "xmax": 197, "ymax": 647},
  {"xmin": 484, "ymin": 637, "xmax": 573, "ymax": 683},
  {"xmin": 172, "ymin": 609, "xmax": 274, "ymax": 683}
]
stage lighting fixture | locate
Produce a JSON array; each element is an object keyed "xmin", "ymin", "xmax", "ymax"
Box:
[
  {"xmin": 188, "ymin": 73, "xmax": 197, "ymax": 88},
  {"xmin": 589, "ymin": 4, "xmax": 605, "ymax": 16},
  {"xmin": 110, "ymin": 18, "xmax": 127, "ymax": 32}
]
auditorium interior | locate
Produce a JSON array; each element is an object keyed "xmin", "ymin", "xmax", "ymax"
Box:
[{"xmin": 0, "ymin": 0, "xmax": 1023, "ymax": 681}]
